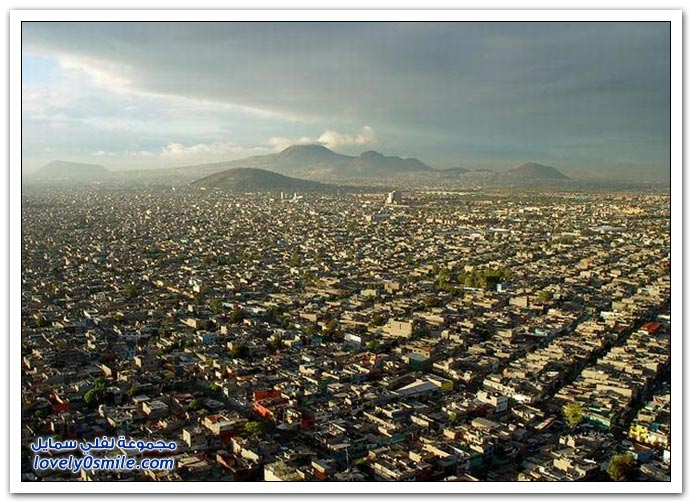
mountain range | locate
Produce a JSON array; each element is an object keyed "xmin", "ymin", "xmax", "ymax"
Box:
[
  {"xmin": 28, "ymin": 146, "xmax": 574, "ymax": 189},
  {"xmin": 176, "ymin": 145, "xmax": 571, "ymax": 184},
  {"xmin": 175, "ymin": 144, "xmax": 434, "ymax": 181}
]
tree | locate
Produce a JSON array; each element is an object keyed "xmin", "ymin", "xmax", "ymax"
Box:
[
  {"xmin": 369, "ymin": 313, "xmax": 385, "ymax": 327},
  {"xmin": 304, "ymin": 324, "xmax": 320, "ymax": 336},
  {"xmin": 607, "ymin": 454, "xmax": 637, "ymax": 481},
  {"xmin": 563, "ymin": 401, "xmax": 584, "ymax": 428},
  {"xmin": 414, "ymin": 325, "xmax": 431, "ymax": 337},
  {"xmin": 436, "ymin": 268, "xmax": 451, "ymax": 290},
  {"xmin": 451, "ymin": 287, "xmax": 464, "ymax": 298},
  {"xmin": 267, "ymin": 305, "xmax": 283, "ymax": 319},
  {"xmin": 268, "ymin": 334, "xmax": 283, "ymax": 351},
  {"xmin": 188, "ymin": 398, "xmax": 202, "ymax": 411},
  {"xmin": 84, "ymin": 377, "xmax": 108, "ymax": 406},
  {"xmin": 34, "ymin": 314, "xmax": 48, "ymax": 328},
  {"xmin": 243, "ymin": 421, "xmax": 266, "ymax": 437},
  {"xmin": 122, "ymin": 283, "xmax": 137, "ymax": 300},
  {"xmin": 289, "ymin": 251, "xmax": 301, "ymax": 267},
  {"xmin": 514, "ymin": 451, "xmax": 524, "ymax": 469},
  {"xmin": 324, "ymin": 319, "xmax": 339, "ymax": 335},
  {"xmin": 538, "ymin": 290, "xmax": 553, "ymax": 303},
  {"xmin": 157, "ymin": 320, "xmax": 171, "ymax": 339},
  {"xmin": 456, "ymin": 266, "xmax": 512, "ymax": 290},
  {"xmin": 423, "ymin": 294, "xmax": 440, "ymax": 308},
  {"xmin": 230, "ymin": 307, "xmax": 245, "ymax": 324},
  {"xmin": 230, "ymin": 344, "xmax": 249, "ymax": 359},
  {"xmin": 209, "ymin": 299, "xmax": 223, "ymax": 314},
  {"xmin": 365, "ymin": 340, "xmax": 379, "ymax": 352}
]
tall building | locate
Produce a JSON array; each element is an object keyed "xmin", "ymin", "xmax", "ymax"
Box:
[{"xmin": 386, "ymin": 190, "xmax": 402, "ymax": 205}]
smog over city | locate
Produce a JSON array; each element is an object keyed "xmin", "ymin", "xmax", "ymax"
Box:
[{"xmin": 18, "ymin": 18, "xmax": 674, "ymax": 488}]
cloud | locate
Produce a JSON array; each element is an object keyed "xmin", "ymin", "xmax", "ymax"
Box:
[
  {"xmin": 318, "ymin": 126, "xmax": 376, "ymax": 149},
  {"xmin": 21, "ymin": 22, "xmax": 671, "ymax": 179},
  {"xmin": 32, "ymin": 48, "xmax": 309, "ymax": 123},
  {"xmin": 267, "ymin": 135, "xmax": 316, "ymax": 151},
  {"xmin": 152, "ymin": 142, "xmax": 269, "ymax": 164},
  {"xmin": 88, "ymin": 142, "xmax": 270, "ymax": 167},
  {"xmin": 55, "ymin": 52, "xmax": 132, "ymax": 92},
  {"xmin": 159, "ymin": 142, "xmax": 254, "ymax": 160},
  {"xmin": 268, "ymin": 126, "xmax": 376, "ymax": 152}
]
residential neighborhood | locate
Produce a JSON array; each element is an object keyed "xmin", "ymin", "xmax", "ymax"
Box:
[{"xmin": 20, "ymin": 186, "xmax": 671, "ymax": 482}]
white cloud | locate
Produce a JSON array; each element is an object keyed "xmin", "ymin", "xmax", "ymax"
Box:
[
  {"xmin": 268, "ymin": 126, "xmax": 377, "ymax": 152},
  {"xmin": 91, "ymin": 142, "xmax": 270, "ymax": 167},
  {"xmin": 55, "ymin": 53, "xmax": 133, "ymax": 93},
  {"xmin": 126, "ymin": 150, "xmax": 157, "ymax": 158},
  {"xmin": 159, "ymin": 142, "xmax": 254, "ymax": 160},
  {"xmin": 267, "ymin": 135, "xmax": 318, "ymax": 151},
  {"xmin": 318, "ymin": 126, "xmax": 376, "ymax": 150},
  {"xmin": 42, "ymin": 51, "xmax": 310, "ymax": 122}
]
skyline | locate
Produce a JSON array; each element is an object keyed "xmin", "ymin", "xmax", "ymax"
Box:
[{"xmin": 22, "ymin": 22, "xmax": 671, "ymax": 181}]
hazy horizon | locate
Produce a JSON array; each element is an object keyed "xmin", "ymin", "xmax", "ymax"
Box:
[{"xmin": 22, "ymin": 22, "xmax": 671, "ymax": 182}]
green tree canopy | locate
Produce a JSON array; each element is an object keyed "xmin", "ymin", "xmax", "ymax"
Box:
[
  {"xmin": 324, "ymin": 319, "xmax": 339, "ymax": 335},
  {"xmin": 230, "ymin": 344, "xmax": 250, "ymax": 359},
  {"xmin": 537, "ymin": 290, "xmax": 553, "ymax": 303},
  {"xmin": 607, "ymin": 454, "xmax": 637, "ymax": 481},
  {"xmin": 268, "ymin": 334, "xmax": 283, "ymax": 351},
  {"xmin": 436, "ymin": 268, "xmax": 451, "ymax": 289},
  {"xmin": 84, "ymin": 377, "xmax": 108, "ymax": 406},
  {"xmin": 122, "ymin": 283, "xmax": 137, "ymax": 300},
  {"xmin": 365, "ymin": 340, "xmax": 379, "ymax": 352},
  {"xmin": 230, "ymin": 307, "xmax": 245, "ymax": 324},
  {"xmin": 563, "ymin": 401, "xmax": 584, "ymax": 428},
  {"xmin": 243, "ymin": 421, "xmax": 266, "ymax": 437},
  {"xmin": 304, "ymin": 324, "xmax": 320, "ymax": 336},
  {"xmin": 209, "ymin": 299, "xmax": 223, "ymax": 314}
]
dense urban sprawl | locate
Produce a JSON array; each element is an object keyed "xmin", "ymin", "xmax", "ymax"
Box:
[{"xmin": 21, "ymin": 186, "xmax": 671, "ymax": 482}]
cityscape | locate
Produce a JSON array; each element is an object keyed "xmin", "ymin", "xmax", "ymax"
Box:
[
  {"xmin": 21, "ymin": 184, "xmax": 671, "ymax": 482},
  {"xmin": 18, "ymin": 18, "xmax": 674, "ymax": 487}
]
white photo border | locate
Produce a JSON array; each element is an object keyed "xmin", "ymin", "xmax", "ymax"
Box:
[{"xmin": 9, "ymin": 8, "xmax": 682, "ymax": 494}]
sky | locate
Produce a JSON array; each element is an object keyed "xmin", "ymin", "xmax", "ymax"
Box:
[{"xmin": 21, "ymin": 22, "xmax": 671, "ymax": 181}]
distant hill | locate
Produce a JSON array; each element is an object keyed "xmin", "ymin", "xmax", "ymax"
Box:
[
  {"xmin": 275, "ymin": 144, "xmax": 351, "ymax": 165},
  {"xmin": 349, "ymin": 150, "xmax": 432, "ymax": 176},
  {"xmin": 32, "ymin": 160, "xmax": 109, "ymax": 180},
  {"xmin": 508, "ymin": 162, "xmax": 569, "ymax": 179},
  {"xmin": 191, "ymin": 167, "xmax": 331, "ymax": 192},
  {"xmin": 437, "ymin": 167, "xmax": 470, "ymax": 175},
  {"xmin": 177, "ymin": 144, "xmax": 433, "ymax": 181}
]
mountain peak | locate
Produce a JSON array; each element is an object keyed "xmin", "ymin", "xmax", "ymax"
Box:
[
  {"xmin": 180, "ymin": 144, "xmax": 433, "ymax": 181},
  {"xmin": 274, "ymin": 144, "xmax": 346, "ymax": 165},
  {"xmin": 510, "ymin": 161, "xmax": 569, "ymax": 179},
  {"xmin": 192, "ymin": 167, "xmax": 329, "ymax": 192},
  {"xmin": 279, "ymin": 144, "xmax": 333, "ymax": 154}
]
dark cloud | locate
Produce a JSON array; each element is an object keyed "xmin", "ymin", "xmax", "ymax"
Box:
[{"xmin": 22, "ymin": 21, "xmax": 670, "ymax": 179}]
